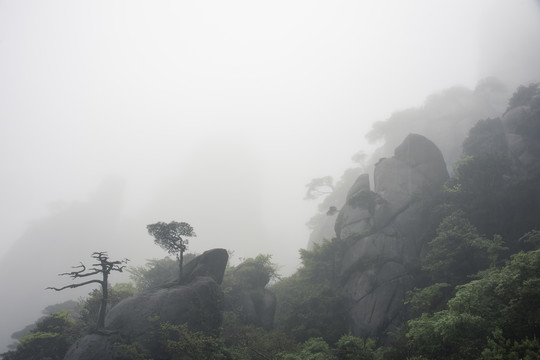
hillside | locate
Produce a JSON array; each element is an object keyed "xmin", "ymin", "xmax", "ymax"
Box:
[{"xmin": 3, "ymin": 83, "xmax": 540, "ymax": 360}]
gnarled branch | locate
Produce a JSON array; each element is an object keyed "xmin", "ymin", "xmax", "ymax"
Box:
[
  {"xmin": 46, "ymin": 251, "xmax": 129, "ymax": 330},
  {"xmin": 46, "ymin": 279, "xmax": 102, "ymax": 291}
]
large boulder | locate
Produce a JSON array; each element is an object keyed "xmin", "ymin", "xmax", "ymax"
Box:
[
  {"xmin": 64, "ymin": 248, "xmax": 228, "ymax": 360},
  {"xmin": 373, "ymin": 134, "xmax": 449, "ymax": 230},
  {"xmin": 393, "ymin": 133, "xmax": 449, "ymax": 186},
  {"xmin": 336, "ymin": 135, "xmax": 448, "ymax": 242},
  {"xmin": 223, "ymin": 257, "xmax": 277, "ymax": 330},
  {"xmin": 336, "ymin": 134, "xmax": 448, "ymax": 339},
  {"xmin": 180, "ymin": 247, "xmax": 229, "ymax": 285},
  {"xmin": 105, "ymin": 276, "xmax": 223, "ymax": 343}
]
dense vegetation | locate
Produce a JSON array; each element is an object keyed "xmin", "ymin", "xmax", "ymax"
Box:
[{"xmin": 2, "ymin": 83, "xmax": 540, "ymax": 359}]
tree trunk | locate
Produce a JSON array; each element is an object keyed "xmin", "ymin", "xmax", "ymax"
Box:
[
  {"xmin": 97, "ymin": 275, "xmax": 108, "ymax": 329},
  {"xmin": 178, "ymin": 252, "xmax": 184, "ymax": 280}
]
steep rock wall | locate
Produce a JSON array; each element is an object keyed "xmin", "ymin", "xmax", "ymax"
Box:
[{"xmin": 335, "ymin": 134, "xmax": 448, "ymax": 339}]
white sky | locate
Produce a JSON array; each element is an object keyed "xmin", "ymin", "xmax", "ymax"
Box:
[{"xmin": 0, "ymin": 0, "xmax": 539, "ymax": 350}]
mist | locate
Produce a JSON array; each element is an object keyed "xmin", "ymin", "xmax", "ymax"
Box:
[{"xmin": 1, "ymin": 0, "xmax": 540, "ymax": 352}]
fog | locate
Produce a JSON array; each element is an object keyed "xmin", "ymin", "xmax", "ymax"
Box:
[{"xmin": 1, "ymin": 0, "xmax": 540, "ymax": 352}]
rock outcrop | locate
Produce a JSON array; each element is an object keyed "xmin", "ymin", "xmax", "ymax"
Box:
[
  {"xmin": 231, "ymin": 289, "xmax": 276, "ymax": 330},
  {"xmin": 64, "ymin": 248, "xmax": 228, "ymax": 360},
  {"xmin": 334, "ymin": 174, "xmax": 375, "ymax": 240},
  {"xmin": 224, "ymin": 258, "xmax": 277, "ymax": 330},
  {"xmin": 503, "ymin": 97, "xmax": 540, "ymax": 173},
  {"xmin": 335, "ymin": 134, "xmax": 448, "ymax": 339}
]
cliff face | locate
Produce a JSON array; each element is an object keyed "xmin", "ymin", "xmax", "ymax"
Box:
[
  {"xmin": 335, "ymin": 134, "xmax": 449, "ymax": 339},
  {"xmin": 307, "ymin": 79, "xmax": 509, "ymax": 250},
  {"xmin": 336, "ymin": 87, "xmax": 540, "ymax": 339}
]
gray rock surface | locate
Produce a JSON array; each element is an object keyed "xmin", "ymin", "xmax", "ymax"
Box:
[
  {"xmin": 180, "ymin": 247, "xmax": 229, "ymax": 285},
  {"xmin": 64, "ymin": 248, "xmax": 228, "ymax": 360},
  {"xmin": 393, "ymin": 133, "xmax": 449, "ymax": 186},
  {"xmin": 233, "ymin": 289, "xmax": 276, "ymax": 330},
  {"xmin": 336, "ymin": 134, "xmax": 448, "ymax": 339},
  {"xmin": 373, "ymin": 134, "xmax": 449, "ymax": 231},
  {"xmin": 105, "ymin": 276, "xmax": 223, "ymax": 343},
  {"xmin": 343, "ymin": 262, "xmax": 409, "ymax": 337},
  {"xmin": 224, "ymin": 257, "xmax": 277, "ymax": 330},
  {"xmin": 503, "ymin": 104, "xmax": 540, "ymax": 171},
  {"xmin": 335, "ymin": 174, "xmax": 377, "ymax": 240},
  {"xmin": 63, "ymin": 334, "xmax": 115, "ymax": 360}
]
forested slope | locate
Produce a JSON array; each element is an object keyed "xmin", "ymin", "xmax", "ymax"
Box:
[{"xmin": 3, "ymin": 83, "xmax": 540, "ymax": 360}]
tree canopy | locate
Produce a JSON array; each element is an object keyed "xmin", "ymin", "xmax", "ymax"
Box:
[{"xmin": 147, "ymin": 221, "xmax": 196, "ymax": 279}]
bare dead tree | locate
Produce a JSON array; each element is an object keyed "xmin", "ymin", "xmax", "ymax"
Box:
[{"xmin": 47, "ymin": 251, "xmax": 129, "ymax": 329}]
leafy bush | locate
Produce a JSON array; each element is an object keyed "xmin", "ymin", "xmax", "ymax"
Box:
[
  {"xmin": 157, "ymin": 322, "xmax": 230, "ymax": 360},
  {"xmin": 279, "ymin": 337, "xmax": 334, "ymax": 360},
  {"xmin": 78, "ymin": 282, "xmax": 136, "ymax": 330},
  {"xmin": 405, "ymin": 247, "xmax": 540, "ymax": 359},
  {"xmin": 221, "ymin": 312, "xmax": 298, "ymax": 360},
  {"xmin": 128, "ymin": 255, "xmax": 197, "ymax": 291},
  {"xmin": 422, "ymin": 210, "xmax": 505, "ymax": 285},
  {"xmin": 1, "ymin": 312, "xmax": 82, "ymax": 360},
  {"xmin": 272, "ymin": 240, "xmax": 349, "ymax": 344},
  {"xmin": 334, "ymin": 335, "xmax": 376, "ymax": 360}
]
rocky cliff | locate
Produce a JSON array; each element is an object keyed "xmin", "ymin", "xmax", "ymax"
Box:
[
  {"xmin": 63, "ymin": 248, "xmax": 228, "ymax": 360},
  {"xmin": 335, "ymin": 134, "xmax": 449, "ymax": 339},
  {"xmin": 307, "ymin": 79, "xmax": 509, "ymax": 249}
]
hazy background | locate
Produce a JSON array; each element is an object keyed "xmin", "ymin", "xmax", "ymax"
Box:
[{"xmin": 1, "ymin": 0, "xmax": 540, "ymax": 352}]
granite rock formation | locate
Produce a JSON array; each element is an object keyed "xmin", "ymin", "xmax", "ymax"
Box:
[
  {"xmin": 335, "ymin": 134, "xmax": 449, "ymax": 339},
  {"xmin": 63, "ymin": 248, "xmax": 228, "ymax": 360},
  {"xmin": 224, "ymin": 259, "xmax": 277, "ymax": 330}
]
